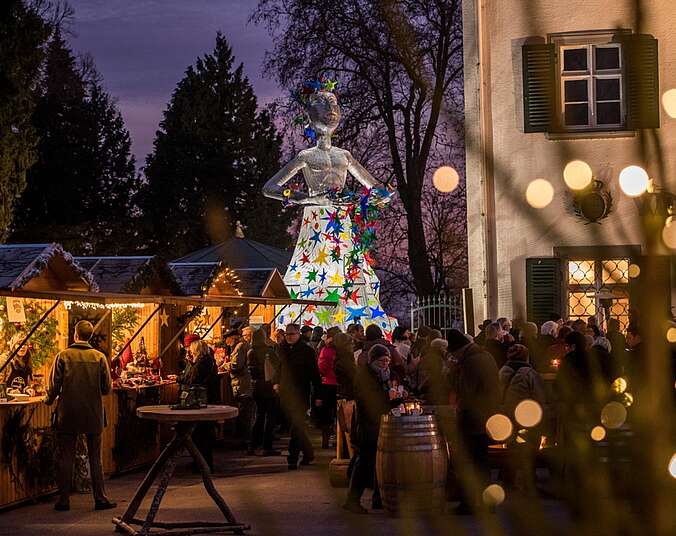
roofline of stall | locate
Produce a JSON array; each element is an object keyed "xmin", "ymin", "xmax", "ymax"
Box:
[{"xmin": 0, "ymin": 288, "xmax": 334, "ymax": 308}]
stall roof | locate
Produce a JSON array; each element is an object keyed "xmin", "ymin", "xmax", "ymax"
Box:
[
  {"xmin": 0, "ymin": 243, "xmax": 97, "ymax": 292},
  {"xmin": 76, "ymin": 255, "xmax": 184, "ymax": 295},
  {"xmin": 174, "ymin": 236, "xmax": 291, "ymax": 272},
  {"xmin": 170, "ymin": 262, "xmax": 289, "ymax": 300},
  {"xmin": 0, "ymin": 288, "xmax": 331, "ymax": 308}
]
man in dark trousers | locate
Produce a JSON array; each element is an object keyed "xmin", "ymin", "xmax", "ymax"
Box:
[
  {"xmin": 45, "ymin": 320, "xmax": 116, "ymax": 511},
  {"xmin": 277, "ymin": 323, "xmax": 321, "ymax": 470},
  {"xmin": 446, "ymin": 329, "xmax": 499, "ymax": 515}
]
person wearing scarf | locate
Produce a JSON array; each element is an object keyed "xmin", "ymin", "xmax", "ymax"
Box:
[{"xmin": 344, "ymin": 344, "xmax": 404, "ymax": 514}]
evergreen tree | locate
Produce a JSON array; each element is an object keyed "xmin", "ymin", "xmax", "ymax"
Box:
[
  {"xmin": 141, "ymin": 33, "xmax": 291, "ymax": 257},
  {"xmin": 0, "ymin": 0, "xmax": 50, "ymax": 240},
  {"xmin": 11, "ymin": 30, "xmax": 139, "ymax": 254}
]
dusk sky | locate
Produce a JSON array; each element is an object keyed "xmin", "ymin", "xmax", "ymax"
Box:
[{"xmin": 66, "ymin": 0, "xmax": 282, "ymax": 165}]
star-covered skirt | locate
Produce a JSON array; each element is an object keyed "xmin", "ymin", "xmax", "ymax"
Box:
[{"xmin": 276, "ymin": 205, "xmax": 397, "ymax": 335}]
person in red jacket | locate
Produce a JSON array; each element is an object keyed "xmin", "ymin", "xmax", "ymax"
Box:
[{"xmin": 317, "ymin": 326, "xmax": 341, "ymax": 448}]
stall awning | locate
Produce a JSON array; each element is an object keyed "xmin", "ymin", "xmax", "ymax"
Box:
[{"xmin": 0, "ymin": 288, "xmax": 334, "ymax": 308}]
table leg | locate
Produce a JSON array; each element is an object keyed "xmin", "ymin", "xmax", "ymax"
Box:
[
  {"xmin": 184, "ymin": 434, "xmax": 239, "ymax": 526},
  {"xmin": 141, "ymin": 456, "xmax": 177, "ymax": 533},
  {"xmin": 118, "ymin": 425, "xmax": 192, "ymax": 525}
]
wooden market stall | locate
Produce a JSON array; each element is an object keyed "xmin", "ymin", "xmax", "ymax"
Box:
[{"xmin": 0, "ymin": 244, "xmax": 95, "ymax": 509}]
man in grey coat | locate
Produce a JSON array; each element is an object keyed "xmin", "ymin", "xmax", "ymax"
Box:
[
  {"xmin": 223, "ymin": 328, "xmax": 256, "ymax": 454},
  {"xmin": 46, "ymin": 320, "xmax": 116, "ymax": 511}
]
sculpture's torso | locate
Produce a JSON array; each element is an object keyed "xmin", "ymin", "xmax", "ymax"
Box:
[{"xmin": 298, "ymin": 146, "xmax": 349, "ymax": 196}]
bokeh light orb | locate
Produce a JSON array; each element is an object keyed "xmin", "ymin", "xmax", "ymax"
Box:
[
  {"xmin": 611, "ymin": 377, "xmax": 628, "ymax": 394},
  {"xmin": 669, "ymin": 452, "xmax": 676, "ymax": 479},
  {"xmin": 486, "ymin": 414, "xmax": 513, "ymax": 442},
  {"xmin": 526, "ymin": 179, "xmax": 554, "ymax": 208},
  {"xmin": 628, "ymin": 263, "xmax": 641, "ymax": 278},
  {"xmin": 432, "ymin": 166, "xmax": 460, "ymax": 193},
  {"xmin": 482, "ymin": 484, "xmax": 506, "ymax": 506},
  {"xmin": 600, "ymin": 401, "xmax": 627, "ymax": 429},
  {"xmin": 591, "ymin": 426, "xmax": 606, "ymax": 441},
  {"xmin": 662, "ymin": 217, "xmax": 676, "ymax": 250},
  {"xmin": 621, "ymin": 392, "xmax": 634, "ymax": 407},
  {"xmin": 514, "ymin": 399, "xmax": 543, "ymax": 428},
  {"xmin": 667, "ymin": 327, "xmax": 676, "ymax": 343},
  {"xmin": 563, "ymin": 160, "xmax": 593, "ymax": 190},
  {"xmin": 662, "ymin": 89, "xmax": 676, "ymax": 119},
  {"xmin": 619, "ymin": 165, "xmax": 649, "ymax": 197}
]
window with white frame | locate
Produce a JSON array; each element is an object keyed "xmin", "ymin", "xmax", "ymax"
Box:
[{"xmin": 560, "ymin": 43, "xmax": 624, "ymax": 129}]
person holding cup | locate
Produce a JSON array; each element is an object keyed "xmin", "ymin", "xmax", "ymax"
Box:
[{"xmin": 344, "ymin": 344, "xmax": 404, "ymax": 514}]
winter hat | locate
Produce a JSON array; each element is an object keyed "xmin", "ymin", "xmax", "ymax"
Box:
[
  {"xmin": 507, "ymin": 343, "xmax": 529, "ymax": 362},
  {"xmin": 367, "ymin": 343, "xmax": 390, "ymax": 362},
  {"xmin": 446, "ymin": 329, "xmax": 471, "ymax": 351},
  {"xmin": 300, "ymin": 325, "xmax": 313, "ymax": 336},
  {"xmin": 540, "ymin": 321, "xmax": 558, "ymax": 337},
  {"xmin": 184, "ymin": 333, "xmax": 200, "ymax": 347},
  {"xmin": 365, "ymin": 324, "xmax": 383, "ymax": 341},
  {"xmin": 592, "ymin": 336, "xmax": 612, "ymax": 353}
]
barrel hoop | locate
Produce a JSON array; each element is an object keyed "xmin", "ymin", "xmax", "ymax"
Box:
[
  {"xmin": 380, "ymin": 482, "xmax": 447, "ymax": 491},
  {"xmin": 377, "ymin": 445, "xmax": 445, "ymax": 452}
]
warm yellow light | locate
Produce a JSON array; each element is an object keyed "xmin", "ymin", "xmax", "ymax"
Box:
[
  {"xmin": 482, "ymin": 484, "xmax": 506, "ymax": 506},
  {"xmin": 563, "ymin": 160, "xmax": 593, "ymax": 190},
  {"xmin": 591, "ymin": 426, "xmax": 606, "ymax": 441},
  {"xmin": 514, "ymin": 399, "xmax": 543, "ymax": 428},
  {"xmin": 622, "ymin": 392, "xmax": 634, "ymax": 407},
  {"xmin": 611, "ymin": 377, "xmax": 628, "ymax": 394},
  {"xmin": 619, "ymin": 165, "xmax": 649, "ymax": 197},
  {"xmin": 485, "ymin": 414, "xmax": 513, "ymax": 442},
  {"xmin": 662, "ymin": 89, "xmax": 676, "ymax": 119},
  {"xmin": 669, "ymin": 452, "xmax": 676, "ymax": 479},
  {"xmin": 526, "ymin": 179, "xmax": 554, "ymax": 208},
  {"xmin": 628, "ymin": 264, "xmax": 641, "ymax": 278},
  {"xmin": 667, "ymin": 328, "xmax": 676, "ymax": 343},
  {"xmin": 662, "ymin": 217, "xmax": 676, "ymax": 250},
  {"xmin": 432, "ymin": 166, "xmax": 460, "ymax": 193},
  {"xmin": 600, "ymin": 401, "xmax": 627, "ymax": 429}
]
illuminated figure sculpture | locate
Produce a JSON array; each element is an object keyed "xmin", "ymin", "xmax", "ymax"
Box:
[{"xmin": 263, "ymin": 80, "xmax": 396, "ymax": 333}]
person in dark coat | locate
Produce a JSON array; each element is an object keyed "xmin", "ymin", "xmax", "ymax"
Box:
[
  {"xmin": 333, "ymin": 332, "xmax": 356, "ymax": 400},
  {"xmin": 182, "ymin": 339, "xmax": 221, "ymax": 471},
  {"xmin": 224, "ymin": 328, "xmax": 256, "ymax": 454},
  {"xmin": 483, "ymin": 322, "xmax": 508, "ymax": 369},
  {"xmin": 247, "ymin": 328, "xmax": 281, "ymax": 456},
  {"xmin": 278, "ymin": 323, "xmax": 322, "ymax": 469},
  {"xmin": 446, "ymin": 329, "xmax": 499, "ymax": 515},
  {"xmin": 3, "ymin": 341, "xmax": 33, "ymax": 393},
  {"xmin": 605, "ymin": 318, "xmax": 627, "ymax": 374},
  {"xmin": 344, "ymin": 344, "xmax": 403, "ymax": 514},
  {"xmin": 417, "ymin": 338, "xmax": 451, "ymax": 405},
  {"xmin": 45, "ymin": 320, "xmax": 115, "ymax": 511}
]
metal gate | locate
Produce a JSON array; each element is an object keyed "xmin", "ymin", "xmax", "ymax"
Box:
[{"xmin": 409, "ymin": 289, "xmax": 472, "ymax": 337}]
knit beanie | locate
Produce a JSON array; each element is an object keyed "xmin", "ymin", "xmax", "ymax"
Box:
[
  {"xmin": 507, "ymin": 343, "xmax": 529, "ymax": 362},
  {"xmin": 446, "ymin": 329, "xmax": 471, "ymax": 351},
  {"xmin": 367, "ymin": 343, "xmax": 390, "ymax": 362}
]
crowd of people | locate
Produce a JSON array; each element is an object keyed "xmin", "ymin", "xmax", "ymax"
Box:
[{"xmin": 173, "ymin": 311, "xmax": 674, "ymax": 517}]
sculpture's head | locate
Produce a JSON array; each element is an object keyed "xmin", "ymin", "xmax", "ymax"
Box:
[
  {"xmin": 307, "ymin": 90, "xmax": 340, "ymax": 136},
  {"xmin": 292, "ymin": 78, "xmax": 340, "ymax": 142}
]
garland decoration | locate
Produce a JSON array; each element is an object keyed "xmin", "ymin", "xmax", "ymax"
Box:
[
  {"xmin": 1, "ymin": 405, "xmax": 58, "ymax": 493},
  {"xmin": 0, "ymin": 297, "xmax": 58, "ymax": 370}
]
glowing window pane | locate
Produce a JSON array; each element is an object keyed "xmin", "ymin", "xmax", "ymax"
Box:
[
  {"xmin": 602, "ymin": 259, "xmax": 629, "ymax": 284},
  {"xmin": 568, "ymin": 260, "xmax": 595, "ymax": 285},
  {"xmin": 569, "ymin": 292, "xmax": 596, "ymax": 318},
  {"xmin": 609, "ymin": 297, "xmax": 630, "ymax": 331}
]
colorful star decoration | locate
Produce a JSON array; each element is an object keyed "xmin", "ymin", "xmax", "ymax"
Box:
[{"xmin": 276, "ymin": 185, "xmax": 397, "ymax": 333}]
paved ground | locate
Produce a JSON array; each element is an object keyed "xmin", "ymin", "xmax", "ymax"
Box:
[{"xmin": 0, "ymin": 432, "xmax": 574, "ymax": 536}]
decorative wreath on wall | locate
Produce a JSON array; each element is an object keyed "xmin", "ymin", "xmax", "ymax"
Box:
[{"xmin": 571, "ymin": 179, "xmax": 613, "ymax": 224}]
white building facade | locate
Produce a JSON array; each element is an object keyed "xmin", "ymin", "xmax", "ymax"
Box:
[{"xmin": 462, "ymin": 0, "xmax": 676, "ymax": 328}]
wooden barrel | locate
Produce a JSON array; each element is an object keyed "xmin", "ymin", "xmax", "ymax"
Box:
[{"xmin": 376, "ymin": 414, "xmax": 447, "ymax": 515}]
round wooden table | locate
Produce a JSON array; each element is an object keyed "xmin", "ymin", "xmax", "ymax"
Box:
[{"xmin": 112, "ymin": 405, "xmax": 249, "ymax": 535}]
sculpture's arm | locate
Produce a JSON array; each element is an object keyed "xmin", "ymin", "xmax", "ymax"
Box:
[
  {"xmin": 346, "ymin": 152, "xmax": 379, "ymax": 189},
  {"xmin": 262, "ymin": 156, "xmax": 307, "ymax": 202},
  {"xmin": 347, "ymin": 151, "xmax": 391, "ymax": 205}
]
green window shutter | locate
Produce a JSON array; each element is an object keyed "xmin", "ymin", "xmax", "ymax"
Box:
[
  {"xmin": 522, "ymin": 43, "xmax": 556, "ymax": 133},
  {"xmin": 526, "ymin": 257, "xmax": 563, "ymax": 325},
  {"xmin": 623, "ymin": 34, "xmax": 660, "ymax": 129}
]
